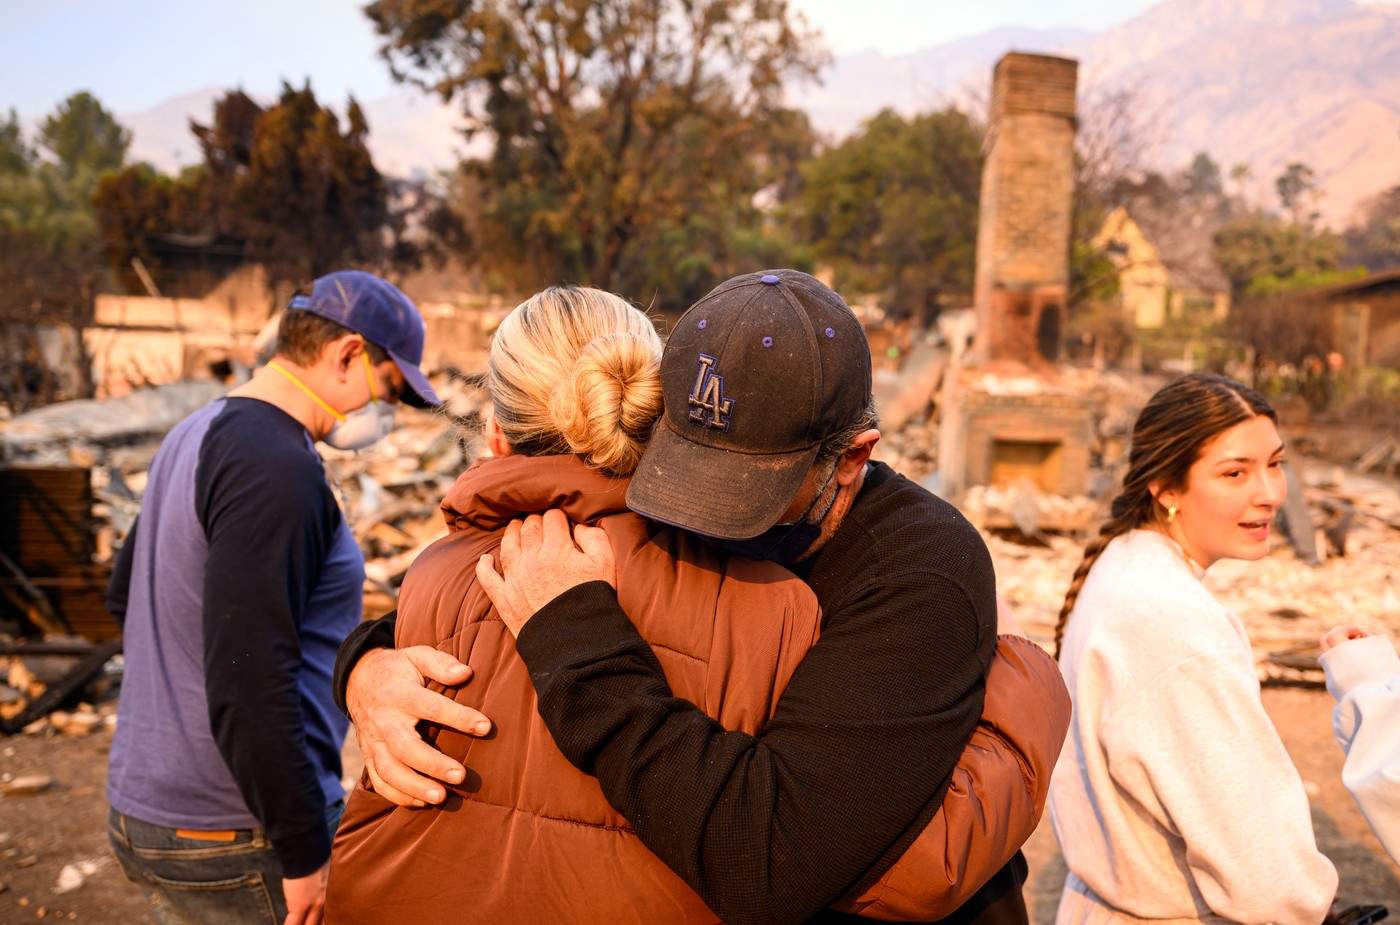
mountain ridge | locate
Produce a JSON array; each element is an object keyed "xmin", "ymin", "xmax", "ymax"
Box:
[
  {"xmin": 1071, "ymin": 0, "xmax": 1400, "ymax": 225},
  {"xmin": 118, "ymin": 0, "xmax": 1400, "ymax": 227}
]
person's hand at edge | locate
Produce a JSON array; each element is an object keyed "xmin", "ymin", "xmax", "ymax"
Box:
[
  {"xmin": 476, "ymin": 509, "xmax": 615, "ymax": 638},
  {"xmin": 1320, "ymin": 626, "xmax": 1369, "ymax": 654},
  {"xmin": 346, "ymin": 645, "xmax": 490, "ymax": 806},
  {"xmin": 282, "ymin": 861, "xmax": 327, "ymax": 925}
]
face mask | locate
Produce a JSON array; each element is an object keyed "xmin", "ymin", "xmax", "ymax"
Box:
[
  {"xmin": 267, "ymin": 349, "xmax": 397, "ymax": 450},
  {"xmin": 325, "ymin": 400, "xmax": 397, "ymax": 450},
  {"xmin": 706, "ymin": 464, "xmax": 839, "ymax": 565}
]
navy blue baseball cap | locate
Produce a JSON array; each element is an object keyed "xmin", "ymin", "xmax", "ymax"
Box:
[{"xmin": 288, "ymin": 270, "xmax": 440, "ymax": 408}]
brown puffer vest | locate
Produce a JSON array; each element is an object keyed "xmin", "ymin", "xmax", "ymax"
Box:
[{"xmin": 327, "ymin": 455, "xmax": 1069, "ymax": 923}]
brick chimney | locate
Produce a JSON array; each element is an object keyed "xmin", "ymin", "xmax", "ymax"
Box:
[{"xmin": 972, "ymin": 52, "xmax": 1079, "ymax": 366}]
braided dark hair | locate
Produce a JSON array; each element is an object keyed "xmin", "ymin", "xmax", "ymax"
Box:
[{"xmin": 1053, "ymin": 373, "xmax": 1277, "ymax": 659}]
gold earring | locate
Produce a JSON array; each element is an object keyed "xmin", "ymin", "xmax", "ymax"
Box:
[{"xmin": 1167, "ymin": 504, "xmax": 1178, "ymax": 523}]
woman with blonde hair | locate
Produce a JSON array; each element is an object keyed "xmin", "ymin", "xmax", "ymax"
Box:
[
  {"xmin": 326, "ymin": 286, "xmax": 800, "ymax": 923},
  {"xmin": 324, "ymin": 285, "xmax": 1059, "ymax": 923},
  {"xmin": 1049, "ymin": 372, "xmax": 1337, "ymax": 924}
]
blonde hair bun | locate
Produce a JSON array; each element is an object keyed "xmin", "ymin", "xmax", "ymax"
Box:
[
  {"xmin": 487, "ymin": 287, "xmax": 663, "ymax": 475},
  {"xmin": 550, "ymin": 332, "xmax": 662, "ymax": 474}
]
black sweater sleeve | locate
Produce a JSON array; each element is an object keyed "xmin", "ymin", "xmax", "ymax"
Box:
[
  {"xmin": 105, "ymin": 515, "xmax": 138, "ymax": 629},
  {"xmin": 514, "ymin": 572, "xmax": 988, "ymax": 925},
  {"xmin": 331, "ymin": 612, "xmax": 397, "ymax": 715},
  {"xmin": 196, "ymin": 421, "xmax": 339, "ymax": 878}
]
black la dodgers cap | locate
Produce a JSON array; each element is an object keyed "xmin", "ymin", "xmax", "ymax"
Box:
[{"xmin": 626, "ymin": 269, "xmax": 873, "ymax": 540}]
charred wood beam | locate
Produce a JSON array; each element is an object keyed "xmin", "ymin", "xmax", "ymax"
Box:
[{"xmin": 0, "ymin": 638, "xmax": 121, "ymax": 735}]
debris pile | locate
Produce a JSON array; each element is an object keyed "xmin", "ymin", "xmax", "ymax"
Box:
[
  {"xmin": 1353, "ymin": 434, "xmax": 1400, "ymax": 478},
  {"xmin": 878, "ymin": 421, "xmax": 940, "ymax": 483},
  {"xmin": 0, "ymin": 366, "xmax": 489, "ymax": 641},
  {"xmin": 319, "ymin": 370, "xmax": 488, "ymax": 615},
  {"xmin": 1, "ymin": 466, "xmax": 118, "ymax": 642},
  {"xmin": 0, "ymin": 368, "xmax": 489, "ymax": 736},
  {"xmin": 1, "ymin": 312, "xmax": 1394, "ymax": 701},
  {"xmin": 0, "ymin": 639, "xmax": 121, "ymax": 736},
  {"xmin": 2, "ymin": 382, "xmax": 225, "ymax": 471},
  {"xmin": 960, "ymin": 482, "xmax": 1101, "ymax": 536},
  {"xmin": 875, "ymin": 358, "xmax": 1164, "ymax": 524},
  {"xmin": 0, "ymin": 772, "xmax": 55, "ymax": 796},
  {"xmin": 53, "ymin": 858, "xmax": 107, "ymax": 895},
  {"xmin": 857, "ymin": 334, "xmax": 1399, "ymax": 686}
]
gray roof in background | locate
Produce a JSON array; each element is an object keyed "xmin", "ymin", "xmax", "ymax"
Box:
[{"xmin": 1126, "ymin": 201, "xmax": 1231, "ymax": 295}]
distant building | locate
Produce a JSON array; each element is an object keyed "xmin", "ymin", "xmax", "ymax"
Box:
[
  {"xmin": 86, "ymin": 263, "xmax": 275, "ymax": 398},
  {"xmin": 1297, "ymin": 268, "xmax": 1400, "ymax": 369},
  {"xmin": 1093, "ymin": 205, "xmax": 1231, "ymax": 330}
]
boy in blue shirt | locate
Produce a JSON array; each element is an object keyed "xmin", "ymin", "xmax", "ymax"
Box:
[{"xmin": 106, "ymin": 271, "xmax": 440, "ymax": 924}]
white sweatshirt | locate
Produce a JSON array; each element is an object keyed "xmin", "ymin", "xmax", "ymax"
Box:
[
  {"xmin": 1050, "ymin": 529, "xmax": 1337, "ymax": 925},
  {"xmin": 1320, "ymin": 633, "xmax": 1400, "ymax": 864}
]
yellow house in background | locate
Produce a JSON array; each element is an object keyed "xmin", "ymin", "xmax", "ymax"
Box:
[{"xmin": 1093, "ymin": 206, "xmax": 1231, "ymax": 329}]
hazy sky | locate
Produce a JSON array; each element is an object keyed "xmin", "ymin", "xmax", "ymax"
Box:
[
  {"xmin": 792, "ymin": 0, "xmax": 1158, "ymax": 55},
  {"xmin": 1, "ymin": 0, "xmax": 1172, "ymax": 118}
]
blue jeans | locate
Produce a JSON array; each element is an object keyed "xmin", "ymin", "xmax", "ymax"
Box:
[{"xmin": 108, "ymin": 802, "xmax": 345, "ymax": 925}]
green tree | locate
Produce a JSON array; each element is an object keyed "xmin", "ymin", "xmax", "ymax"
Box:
[
  {"xmin": 221, "ymin": 83, "xmax": 388, "ymax": 286},
  {"xmin": 96, "ymin": 84, "xmax": 405, "ymax": 290},
  {"xmin": 188, "ymin": 89, "xmax": 263, "ymax": 237},
  {"xmin": 91, "ymin": 162, "xmax": 210, "ymax": 284},
  {"xmin": 0, "ymin": 109, "xmax": 32, "ymax": 175},
  {"xmin": 38, "ymin": 91, "xmax": 130, "ymax": 179},
  {"xmin": 1345, "ymin": 184, "xmax": 1400, "ymax": 272},
  {"xmin": 1, "ymin": 93, "xmax": 131, "ymax": 251},
  {"xmin": 1275, "ymin": 161, "xmax": 1319, "ymax": 226},
  {"xmin": 1183, "ymin": 151, "xmax": 1224, "ymax": 201},
  {"xmin": 794, "ymin": 108, "xmax": 981, "ymax": 323},
  {"xmin": 612, "ymin": 108, "xmax": 816, "ymax": 307},
  {"xmin": 364, "ymin": 0, "xmax": 823, "ymax": 304},
  {"xmin": 1065, "ymin": 237, "xmax": 1132, "ymax": 367},
  {"xmin": 1213, "ymin": 212, "xmax": 1345, "ymax": 298},
  {"xmin": 192, "ymin": 90, "xmax": 261, "ymax": 178},
  {"xmin": 1228, "ymin": 162, "xmax": 1251, "ymax": 205},
  {"xmin": 0, "ymin": 93, "xmax": 130, "ymax": 403},
  {"xmin": 0, "ymin": 93, "xmax": 130, "ymax": 306},
  {"xmin": 0, "ymin": 93, "xmax": 130, "ymax": 285}
]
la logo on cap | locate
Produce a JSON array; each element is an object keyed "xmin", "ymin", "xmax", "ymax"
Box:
[{"xmin": 688, "ymin": 353, "xmax": 733, "ymax": 431}]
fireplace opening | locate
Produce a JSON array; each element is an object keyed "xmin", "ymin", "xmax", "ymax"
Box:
[
  {"xmin": 1036, "ymin": 304, "xmax": 1062, "ymax": 362},
  {"xmin": 989, "ymin": 439, "xmax": 1062, "ymax": 493}
]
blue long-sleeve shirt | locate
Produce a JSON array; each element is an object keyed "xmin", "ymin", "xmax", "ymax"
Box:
[{"xmin": 107, "ymin": 396, "xmax": 363, "ymax": 877}]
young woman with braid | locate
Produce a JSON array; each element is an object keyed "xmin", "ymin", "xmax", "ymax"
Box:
[{"xmin": 1048, "ymin": 372, "xmax": 1338, "ymax": 925}]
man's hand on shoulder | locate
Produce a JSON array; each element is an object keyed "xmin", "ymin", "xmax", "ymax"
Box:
[
  {"xmin": 476, "ymin": 508, "xmax": 615, "ymax": 637},
  {"xmin": 346, "ymin": 645, "xmax": 490, "ymax": 806}
]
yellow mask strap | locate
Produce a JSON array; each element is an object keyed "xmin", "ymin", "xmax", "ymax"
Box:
[
  {"xmin": 360, "ymin": 348, "xmax": 380, "ymax": 402},
  {"xmin": 267, "ymin": 360, "xmax": 346, "ymax": 423}
]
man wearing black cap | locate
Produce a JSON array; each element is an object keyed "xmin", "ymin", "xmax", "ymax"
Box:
[
  {"xmin": 337, "ymin": 270, "xmax": 1032, "ymax": 923},
  {"xmin": 105, "ymin": 271, "xmax": 450, "ymax": 924}
]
